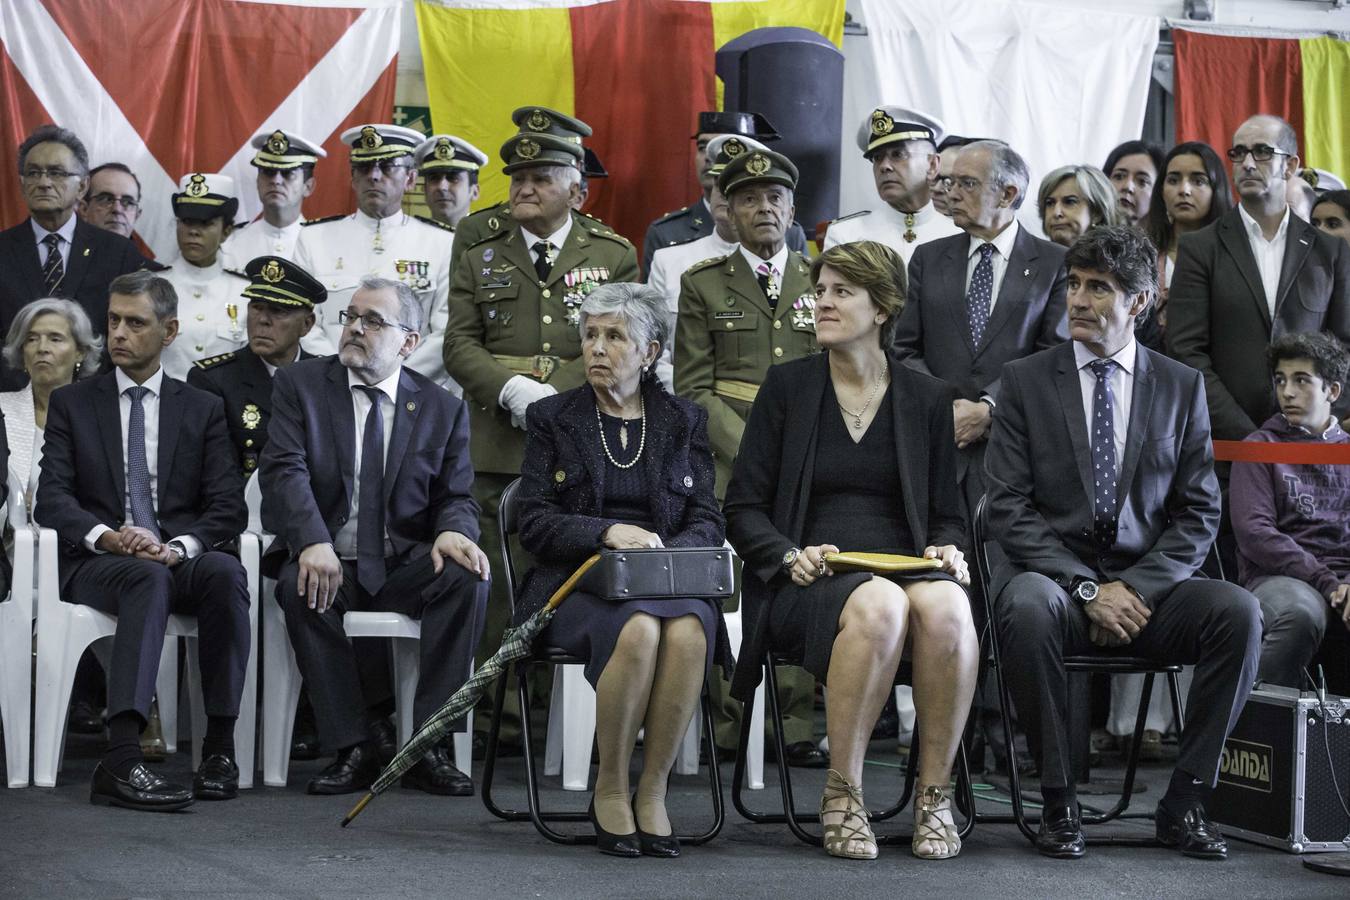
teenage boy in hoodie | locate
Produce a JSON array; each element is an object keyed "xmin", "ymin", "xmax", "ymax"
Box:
[{"xmin": 1231, "ymin": 331, "xmax": 1350, "ymax": 687}]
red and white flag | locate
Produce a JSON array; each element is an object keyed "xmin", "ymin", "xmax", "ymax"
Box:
[{"xmin": 0, "ymin": 0, "xmax": 400, "ymax": 259}]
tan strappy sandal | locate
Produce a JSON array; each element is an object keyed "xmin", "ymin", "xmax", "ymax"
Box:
[
  {"xmin": 913, "ymin": 784, "xmax": 962, "ymax": 859},
  {"xmin": 820, "ymin": 768, "xmax": 878, "ymax": 860}
]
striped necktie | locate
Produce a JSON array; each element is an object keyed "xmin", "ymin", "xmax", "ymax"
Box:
[{"xmin": 41, "ymin": 233, "xmax": 65, "ymax": 294}]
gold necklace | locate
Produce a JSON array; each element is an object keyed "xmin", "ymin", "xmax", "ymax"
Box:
[
  {"xmin": 596, "ymin": 396, "xmax": 646, "ymax": 468},
  {"xmin": 836, "ymin": 365, "xmax": 888, "ymax": 430}
]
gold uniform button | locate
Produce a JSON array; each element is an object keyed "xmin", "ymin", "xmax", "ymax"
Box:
[
  {"xmin": 773, "ymin": 347, "xmax": 783, "ymax": 358},
  {"xmin": 488, "ymin": 292, "xmax": 496, "ymax": 299},
  {"xmin": 196, "ymin": 313, "xmax": 206, "ymax": 321},
  {"xmin": 773, "ymin": 320, "xmax": 782, "ymax": 330},
  {"xmin": 196, "ymin": 344, "xmax": 204, "ymax": 352},
  {"xmin": 542, "ymin": 288, "xmax": 551, "ymax": 298},
  {"xmin": 192, "ymin": 290, "xmax": 202, "ymax": 299},
  {"xmin": 554, "ymin": 470, "xmax": 566, "ymax": 484},
  {"xmin": 244, "ymin": 439, "xmax": 254, "ymax": 448},
  {"xmin": 542, "ymin": 341, "xmax": 552, "ymax": 352},
  {"xmin": 725, "ymin": 321, "xmax": 734, "ymax": 330},
  {"xmin": 682, "ymin": 475, "xmax": 693, "ymax": 488},
  {"xmin": 542, "ymin": 314, "xmax": 553, "ymax": 325}
]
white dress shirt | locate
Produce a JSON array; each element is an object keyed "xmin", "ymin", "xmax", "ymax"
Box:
[
  {"xmin": 31, "ymin": 215, "xmax": 77, "ymax": 271},
  {"xmin": 823, "ymin": 200, "xmax": 961, "ymax": 264},
  {"xmin": 1073, "ymin": 339, "xmax": 1137, "ymax": 479},
  {"xmin": 965, "ymin": 219, "xmax": 1020, "ymax": 315},
  {"xmin": 521, "ymin": 217, "xmax": 575, "ymax": 267},
  {"xmin": 333, "ymin": 367, "xmax": 400, "ymax": 558},
  {"xmin": 738, "ymin": 243, "xmax": 790, "ymax": 286},
  {"xmin": 84, "ymin": 367, "xmax": 201, "ymax": 556},
  {"xmin": 1238, "ymin": 204, "xmax": 1290, "ymax": 318}
]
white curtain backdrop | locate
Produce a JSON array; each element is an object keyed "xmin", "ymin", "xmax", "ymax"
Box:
[{"xmin": 840, "ymin": 0, "xmax": 1160, "ymax": 234}]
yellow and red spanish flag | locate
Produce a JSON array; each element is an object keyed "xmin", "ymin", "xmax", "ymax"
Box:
[
  {"xmin": 1175, "ymin": 30, "xmax": 1350, "ymax": 184},
  {"xmin": 417, "ymin": 0, "xmax": 844, "ymax": 248}
]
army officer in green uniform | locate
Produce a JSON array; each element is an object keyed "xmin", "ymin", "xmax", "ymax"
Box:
[
  {"xmin": 187, "ymin": 255, "xmax": 324, "ymax": 477},
  {"xmin": 674, "ymin": 147, "xmax": 825, "ymax": 766},
  {"xmin": 444, "ymin": 113, "xmax": 639, "ymax": 749}
]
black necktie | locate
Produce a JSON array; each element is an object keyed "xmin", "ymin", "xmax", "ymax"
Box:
[
  {"xmin": 1088, "ymin": 359, "xmax": 1119, "ymax": 547},
  {"xmin": 355, "ymin": 385, "xmax": 387, "ymax": 595},
  {"xmin": 41, "ymin": 233, "xmax": 65, "ymax": 295},
  {"xmin": 534, "ymin": 241, "xmax": 555, "ymax": 284}
]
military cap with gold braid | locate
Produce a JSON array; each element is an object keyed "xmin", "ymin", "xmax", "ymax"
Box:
[
  {"xmin": 717, "ymin": 147, "xmax": 798, "ymax": 195},
  {"xmin": 241, "ymin": 255, "xmax": 326, "ymax": 310},
  {"xmin": 340, "ymin": 123, "xmax": 425, "ymax": 163},
  {"xmin": 707, "ymin": 134, "xmax": 770, "ymax": 180},
  {"xmin": 172, "ymin": 172, "xmax": 239, "ymax": 223},
  {"xmin": 510, "ymin": 107, "xmax": 592, "ymax": 145},
  {"xmin": 859, "ymin": 106, "xmax": 945, "ymax": 159},
  {"xmin": 249, "ymin": 129, "xmax": 326, "ymax": 170},
  {"xmin": 500, "ymin": 132, "xmax": 585, "ymax": 174},
  {"xmin": 415, "ymin": 134, "xmax": 488, "ymax": 174}
]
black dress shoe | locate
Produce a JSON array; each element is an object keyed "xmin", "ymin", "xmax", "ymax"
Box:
[
  {"xmin": 307, "ymin": 743, "xmax": 380, "ymax": 795},
  {"xmin": 290, "ymin": 735, "xmax": 321, "ymax": 761},
  {"xmin": 368, "ymin": 718, "xmax": 398, "ymax": 766},
  {"xmin": 402, "ymin": 745, "xmax": 473, "ymax": 796},
  {"xmin": 784, "ymin": 740, "xmax": 828, "ymax": 768},
  {"xmin": 90, "ymin": 762, "xmax": 193, "ymax": 812},
  {"xmin": 1156, "ymin": 801, "xmax": 1228, "ymax": 860},
  {"xmin": 1035, "ymin": 803, "xmax": 1086, "ymax": 859},
  {"xmin": 68, "ymin": 700, "xmax": 104, "ymax": 735},
  {"xmin": 636, "ymin": 828, "xmax": 680, "ymax": 858},
  {"xmin": 193, "ymin": 753, "xmax": 240, "ymax": 801},
  {"xmin": 588, "ymin": 800, "xmax": 641, "ymax": 858}
]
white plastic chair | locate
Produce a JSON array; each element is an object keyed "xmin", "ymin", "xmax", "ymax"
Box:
[
  {"xmin": 32, "ymin": 512, "xmax": 260, "ymax": 788},
  {"xmin": 1, "ymin": 466, "xmax": 34, "ymax": 787},
  {"xmin": 256, "ymin": 472, "xmax": 471, "ymax": 787}
]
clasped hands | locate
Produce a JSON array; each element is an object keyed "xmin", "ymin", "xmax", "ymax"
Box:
[
  {"xmin": 95, "ymin": 525, "xmax": 179, "ymax": 566},
  {"xmin": 1085, "ymin": 581, "xmax": 1152, "ymax": 647},
  {"xmin": 602, "ymin": 524, "xmax": 663, "ymax": 550},
  {"xmin": 788, "ymin": 543, "xmax": 969, "ymax": 588},
  {"xmin": 952, "ymin": 398, "xmax": 991, "ymax": 450},
  {"xmin": 297, "ymin": 530, "xmax": 490, "ymax": 613}
]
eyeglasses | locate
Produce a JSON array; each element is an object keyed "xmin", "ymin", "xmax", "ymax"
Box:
[
  {"xmin": 1226, "ymin": 144, "xmax": 1290, "ymax": 163},
  {"xmin": 22, "ymin": 167, "xmax": 82, "ymax": 183},
  {"xmin": 351, "ymin": 160, "xmax": 411, "ymax": 177},
  {"xmin": 951, "ymin": 176, "xmax": 985, "ymax": 192},
  {"xmin": 89, "ymin": 192, "xmax": 139, "ymax": 210},
  {"xmin": 337, "ymin": 309, "xmax": 413, "ymax": 333}
]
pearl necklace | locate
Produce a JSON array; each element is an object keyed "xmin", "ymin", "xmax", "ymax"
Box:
[
  {"xmin": 596, "ymin": 396, "xmax": 646, "ymax": 468},
  {"xmin": 836, "ymin": 365, "xmax": 888, "ymax": 429}
]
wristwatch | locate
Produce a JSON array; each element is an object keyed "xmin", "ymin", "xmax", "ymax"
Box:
[
  {"xmin": 167, "ymin": 540, "xmax": 187, "ymax": 565},
  {"xmin": 1069, "ymin": 576, "xmax": 1099, "ymax": 606},
  {"xmin": 782, "ymin": 547, "xmax": 802, "ymax": 572}
]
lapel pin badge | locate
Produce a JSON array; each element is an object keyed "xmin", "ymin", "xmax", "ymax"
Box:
[
  {"xmin": 1022, "ymin": 268, "xmax": 1030, "ymax": 277},
  {"xmin": 83, "ymin": 248, "xmax": 90, "ymax": 256},
  {"xmin": 406, "ymin": 401, "xmax": 416, "ymax": 411}
]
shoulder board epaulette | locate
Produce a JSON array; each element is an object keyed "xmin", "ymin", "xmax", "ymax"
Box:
[
  {"xmin": 685, "ymin": 254, "xmax": 730, "ymax": 275},
  {"xmin": 652, "ymin": 206, "xmax": 690, "ymax": 225},
  {"xmin": 413, "ymin": 214, "xmax": 455, "ymax": 232},
  {"xmin": 140, "ymin": 258, "xmax": 170, "ymax": 273},
  {"xmin": 223, "ymin": 268, "xmax": 248, "ymax": 279},
  {"xmin": 829, "ymin": 209, "xmax": 871, "ymax": 224},
  {"xmin": 581, "ymin": 224, "xmax": 633, "ymax": 247},
  {"xmin": 301, "ymin": 214, "xmax": 345, "ymax": 227},
  {"xmin": 193, "ymin": 351, "xmax": 237, "ymax": 370}
]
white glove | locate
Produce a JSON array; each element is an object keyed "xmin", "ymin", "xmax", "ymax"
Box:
[{"xmin": 498, "ymin": 375, "xmax": 558, "ymax": 429}]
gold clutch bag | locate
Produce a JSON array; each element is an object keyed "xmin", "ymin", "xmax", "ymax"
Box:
[{"xmin": 822, "ymin": 551, "xmax": 943, "ymax": 574}]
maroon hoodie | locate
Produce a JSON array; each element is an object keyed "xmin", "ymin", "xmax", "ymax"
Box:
[{"xmin": 1231, "ymin": 413, "xmax": 1350, "ymax": 595}]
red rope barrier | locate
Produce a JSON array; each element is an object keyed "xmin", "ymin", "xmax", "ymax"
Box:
[{"xmin": 1212, "ymin": 440, "xmax": 1350, "ymax": 465}]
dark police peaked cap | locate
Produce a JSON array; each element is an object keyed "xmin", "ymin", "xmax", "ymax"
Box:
[
  {"xmin": 241, "ymin": 256, "xmax": 326, "ymax": 310},
  {"xmin": 694, "ymin": 111, "xmax": 780, "ymax": 141}
]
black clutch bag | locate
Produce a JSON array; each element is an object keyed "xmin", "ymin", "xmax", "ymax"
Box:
[{"xmin": 578, "ymin": 548, "xmax": 735, "ymax": 601}]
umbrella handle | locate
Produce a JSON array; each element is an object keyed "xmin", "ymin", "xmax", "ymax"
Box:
[
  {"xmin": 545, "ymin": 553, "xmax": 602, "ymax": 610},
  {"xmin": 341, "ymin": 791, "xmax": 375, "ymax": 827}
]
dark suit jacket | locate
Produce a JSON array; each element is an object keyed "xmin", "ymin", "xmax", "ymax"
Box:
[
  {"xmin": 258, "ymin": 356, "xmax": 479, "ymax": 576},
  {"xmin": 723, "ymin": 352, "xmax": 966, "ymax": 700},
  {"xmin": 186, "ymin": 346, "xmax": 316, "ymax": 477},
  {"xmin": 894, "ymin": 226, "xmax": 1070, "ymax": 403},
  {"xmin": 34, "ymin": 371, "xmax": 246, "ymax": 587},
  {"xmin": 984, "ymin": 342, "xmax": 1220, "ymax": 601},
  {"xmin": 1165, "ymin": 208, "xmax": 1350, "ymax": 440},
  {"xmin": 514, "ymin": 379, "xmax": 726, "ymax": 624}
]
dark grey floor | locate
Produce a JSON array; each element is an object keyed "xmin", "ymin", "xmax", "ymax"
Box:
[{"xmin": 2, "ymin": 731, "xmax": 1344, "ymax": 900}]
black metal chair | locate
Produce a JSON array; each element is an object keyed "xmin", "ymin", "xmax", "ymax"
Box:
[
  {"xmin": 971, "ymin": 495, "xmax": 1186, "ymax": 845},
  {"xmin": 480, "ymin": 477, "xmax": 724, "ymax": 845}
]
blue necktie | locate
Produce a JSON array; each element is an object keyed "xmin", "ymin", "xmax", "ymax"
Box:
[
  {"xmin": 41, "ymin": 233, "xmax": 65, "ymax": 295},
  {"xmin": 355, "ymin": 385, "xmax": 387, "ymax": 596},
  {"xmin": 967, "ymin": 243, "xmax": 994, "ymax": 347},
  {"xmin": 1088, "ymin": 359, "xmax": 1119, "ymax": 547},
  {"xmin": 124, "ymin": 385, "xmax": 160, "ymax": 539}
]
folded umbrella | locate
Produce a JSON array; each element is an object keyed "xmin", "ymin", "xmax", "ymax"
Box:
[{"xmin": 342, "ymin": 553, "xmax": 602, "ymax": 827}]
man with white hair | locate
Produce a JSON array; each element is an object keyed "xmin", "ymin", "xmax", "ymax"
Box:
[{"xmin": 824, "ymin": 106, "xmax": 960, "ymax": 260}]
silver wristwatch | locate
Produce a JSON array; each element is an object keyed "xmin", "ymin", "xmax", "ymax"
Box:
[{"xmin": 782, "ymin": 547, "xmax": 802, "ymax": 572}]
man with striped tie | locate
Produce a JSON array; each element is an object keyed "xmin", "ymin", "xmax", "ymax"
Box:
[
  {"xmin": 0, "ymin": 125, "xmax": 151, "ymax": 387},
  {"xmin": 35, "ymin": 270, "xmax": 250, "ymax": 811}
]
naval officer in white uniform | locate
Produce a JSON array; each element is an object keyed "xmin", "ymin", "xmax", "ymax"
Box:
[
  {"xmin": 220, "ymin": 129, "xmax": 325, "ymax": 270},
  {"xmin": 293, "ymin": 123, "xmax": 456, "ymax": 390},
  {"xmin": 824, "ymin": 106, "xmax": 960, "ymax": 264}
]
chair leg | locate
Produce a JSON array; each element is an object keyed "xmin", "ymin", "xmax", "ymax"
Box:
[
  {"xmin": 519, "ymin": 662, "xmax": 591, "ymax": 845},
  {"xmin": 559, "ymin": 664, "xmax": 595, "ymax": 792},
  {"xmin": 481, "ymin": 666, "xmax": 526, "ymax": 822},
  {"xmin": 391, "ymin": 638, "xmax": 419, "ymax": 747},
  {"xmin": 685, "ymin": 683, "xmax": 725, "ymax": 845},
  {"xmin": 260, "ymin": 582, "xmax": 301, "ymax": 788},
  {"xmin": 157, "ymin": 638, "xmax": 179, "ymax": 755},
  {"xmin": 1085, "ymin": 672, "xmax": 1154, "ymax": 827}
]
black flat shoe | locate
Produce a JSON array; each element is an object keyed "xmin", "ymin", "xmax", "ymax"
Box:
[
  {"xmin": 402, "ymin": 745, "xmax": 473, "ymax": 796},
  {"xmin": 784, "ymin": 740, "xmax": 828, "ymax": 769},
  {"xmin": 636, "ymin": 828, "xmax": 681, "ymax": 858},
  {"xmin": 1156, "ymin": 801, "xmax": 1228, "ymax": 860},
  {"xmin": 1035, "ymin": 803, "xmax": 1085, "ymax": 859},
  {"xmin": 68, "ymin": 700, "xmax": 104, "ymax": 735},
  {"xmin": 588, "ymin": 800, "xmax": 641, "ymax": 858},
  {"xmin": 90, "ymin": 762, "xmax": 193, "ymax": 812},
  {"xmin": 307, "ymin": 743, "xmax": 380, "ymax": 795},
  {"xmin": 368, "ymin": 717, "xmax": 398, "ymax": 767},
  {"xmin": 193, "ymin": 753, "xmax": 240, "ymax": 801}
]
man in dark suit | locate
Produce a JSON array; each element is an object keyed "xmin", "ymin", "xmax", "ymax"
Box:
[
  {"xmin": 0, "ymin": 126, "xmax": 150, "ymax": 385},
  {"xmin": 894, "ymin": 139, "xmax": 1069, "ymax": 511},
  {"xmin": 187, "ymin": 255, "xmax": 323, "ymax": 477},
  {"xmin": 986, "ymin": 226, "xmax": 1262, "ymax": 860},
  {"xmin": 1168, "ymin": 114, "xmax": 1350, "ymax": 440},
  {"xmin": 35, "ymin": 270, "xmax": 250, "ymax": 810},
  {"xmin": 261, "ymin": 275, "xmax": 489, "ymax": 796}
]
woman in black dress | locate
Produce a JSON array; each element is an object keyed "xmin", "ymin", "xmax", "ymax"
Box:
[
  {"xmin": 725, "ymin": 241, "xmax": 978, "ymax": 861},
  {"xmin": 515, "ymin": 283, "xmax": 728, "ymax": 859}
]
